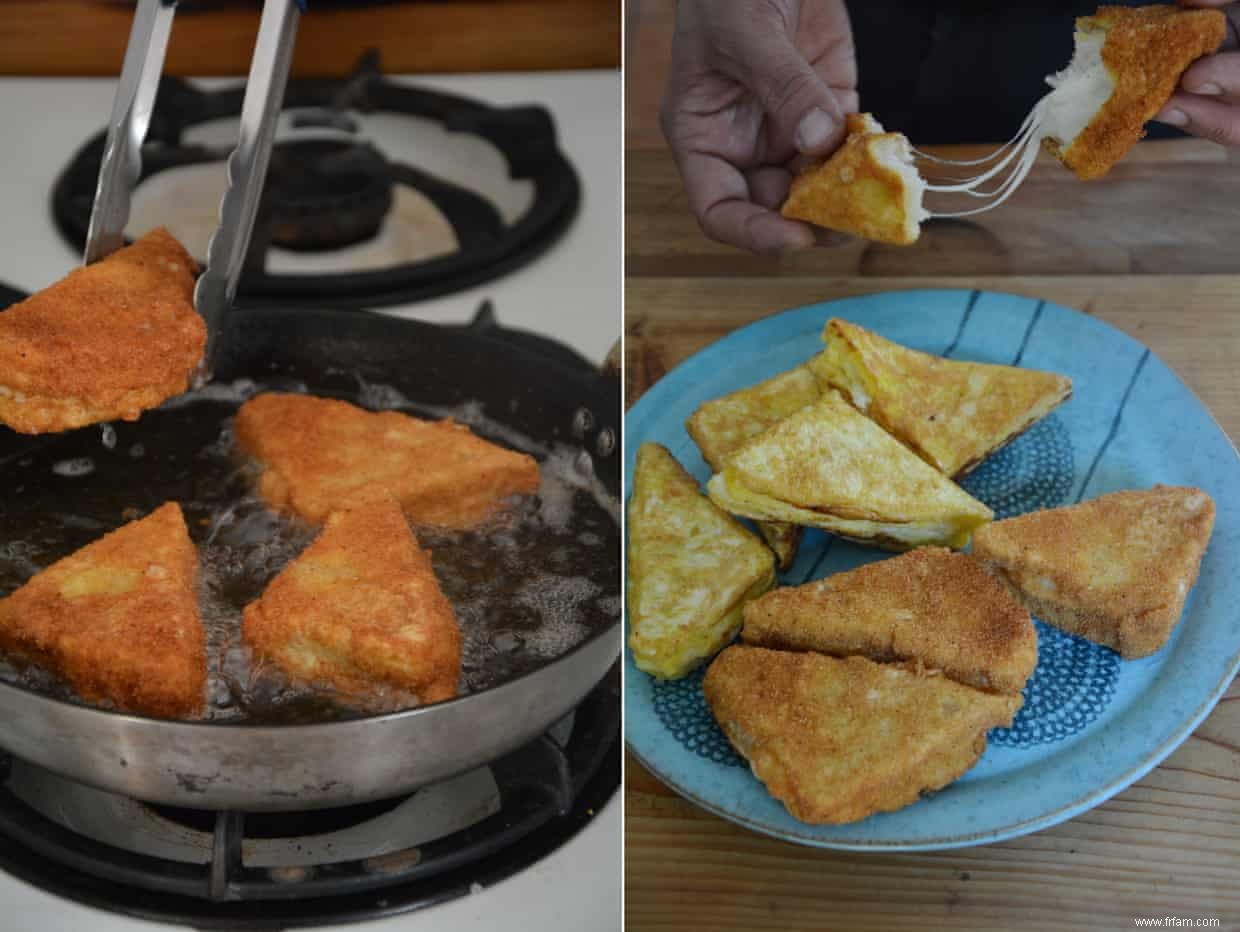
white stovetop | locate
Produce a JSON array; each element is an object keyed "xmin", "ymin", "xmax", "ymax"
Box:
[
  {"xmin": 5, "ymin": 794, "xmax": 621, "ymax": 932},
  {"xmin": 0, "ymin": 70, "xmax": 620, "ymax": 366},
  {"xmin": 0, "ymin": 70, "xmax": 621, "ymax": 931}
]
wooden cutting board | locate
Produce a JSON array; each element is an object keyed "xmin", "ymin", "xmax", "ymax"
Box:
[
  {"xmin": 625, "ymin": 143, "xmax": 1240, "ymax": 931},
  {"xmin": 0, "ymin": 0, "xmax": 620, "ymax": 76}
]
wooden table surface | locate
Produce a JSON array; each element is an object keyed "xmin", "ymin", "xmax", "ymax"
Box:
[
  {"xmin": 0, "ymin": 0, "xmax": 620, "ymax": 77},
  {"xmin": 624, "ymin": 142, "xmax": 1240, "ymax": 931}
]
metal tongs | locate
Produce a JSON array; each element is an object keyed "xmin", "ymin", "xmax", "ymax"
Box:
[{"xmin": 83, "ymin": 0, "xmax": 303, "ymax": 378}]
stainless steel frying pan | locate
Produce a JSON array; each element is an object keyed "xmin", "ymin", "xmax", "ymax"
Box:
[{"xmin": 0, "ymin": 304, "xmax": 620, "ymax": 811}]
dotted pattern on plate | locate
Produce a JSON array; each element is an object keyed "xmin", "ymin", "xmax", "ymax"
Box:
[
  {"xmin": 647, "ymin": 411, "xmax": 1120, "ymax": 762},
  {"xmin": 650, "ymin": 666, "xmax": 744, "ymax": 768}
]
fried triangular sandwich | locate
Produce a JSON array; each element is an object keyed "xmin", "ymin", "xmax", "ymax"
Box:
[
  {"xmin": 743, "ymin": 548, "xmax": 1036, "ymax": 695},
  {"xmin": 810, "ymin": 318, "xmax": 1073, "ymax": 478},
  {"xmin": 1041, "ymin": 5, "xmax": 1226, "ymax": 180},
  {"xmin": 627, "ymin": 443, "xmax": 775, "ymax": 679},
  {"xmin": 973, "ymin": 485, "xmax": 1215, "ymax": 659},
  {"xmin": 234, "ymin": 393, "xmax": 540, "ymax": 528},
  {"xmin": 0, "ymin": 502, "xmax": 206, "ymax": 718},
  {"xmin": 781, "ymin": 113, "xmax": 929, "ymax": 246},
  {"xmin": 686, "ymin": 366, "xmax": 823, "ymax": 569},
  {"xmin": 243, "ymin": 494, "xmax": 462, "ymax": 704},
  {"xmin": 707, "ymin": 390, "xmax": 993, "ymax": 550},
  {"xmin": 0, "ymin": 228, "xmax": 205, "ymax": 434},
  {"xmin": 704, "ymin": 647, "xmax": 1021, "ymax": 824}
]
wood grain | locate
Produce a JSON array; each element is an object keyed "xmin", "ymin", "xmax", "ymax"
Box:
[
  {"xmin": 628, "ymin": 744, "xmax": 1240, "ymax": 931},
  {"xmin": 627, "ymin": 145, "xmax": 1240, "ymax": 278},
  {"xmin": 624, "ymin": 275, "xmax": 1240, "ymax": 437},
  {"xmin": 627, "ymin": 5, "xmax": 1240, "ymax": 924},
  {"xmin": 625, "ymin": 183, "xmax": 1240, "ymax": 932},
  {"xmin": 625, "ymin": 276, "xmax": 1240, "ymax": 926},
  {"xmin": 0, "ymin": 0, "xmax": 620, "ymax": 77},
  {"xmin": 627, "ymin": 698, "xmax": 1240, "ymax": 931}
]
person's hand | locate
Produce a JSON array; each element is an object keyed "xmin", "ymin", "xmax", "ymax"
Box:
[
  {"xmin": 660, "ymin": 0, "xmax": 858, "ymax": 255},
  {"xmin": 1155, "ymin": 1, "xmax": 1240, "ymax": 144}
]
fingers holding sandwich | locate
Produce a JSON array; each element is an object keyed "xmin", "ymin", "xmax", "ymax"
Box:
[
  {"xmin": 663, "ymin": 101, "xmax": 819, "ymax": 255},
  {"xmin": 1156, "ymin": 1, "xmax": 1240, "ymax": 144},
  {"xmin": 1155, "ymin": 91, "xmax": 1240, "ymax": 144},
  {"xmin": 1155, "ymin": 47, "xmax": 1240, "ymax": 144},
  {"xmin": 677, "ymin": 150, "xmax": 818, "ymax": 255},
  {"xmin": 740, "ymin": 32, "xmax": 852, "ymax": 163},
  {"xmin": 746, "ymin": 165, "xmax": 797, "ymax": 211},
  {"xmin": 661, "ymin": 0, "xmax": 859, "ymax": 254}
]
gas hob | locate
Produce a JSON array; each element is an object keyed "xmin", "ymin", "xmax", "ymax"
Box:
[
  {"xmin": 0, "ymin": 69, "xmax": 619, "ymax": 364},
  {"xmin": 0, "ymin": 68, "xmax": 621, "ymax": 931}
]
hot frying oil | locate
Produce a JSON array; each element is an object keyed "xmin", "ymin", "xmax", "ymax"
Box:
[{"xmin": 0, "ymin": 380, "xmax": 619, "ymax": 722}]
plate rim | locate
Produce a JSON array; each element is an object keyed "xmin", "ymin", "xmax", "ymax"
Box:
[{"xmin": 623, "ymin": 287, "xmax": 1240, "ymax": 850}]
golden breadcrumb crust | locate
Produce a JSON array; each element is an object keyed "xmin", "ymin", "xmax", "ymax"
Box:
[
  {"xmin": 234, "ymin": 393, "xmax": 540, "ymax": 528},
  {"xmin": 743, "ymin": 548, "xmax": 1036, "ymax": 695},
  {"xmin": 686, "ymin": 365, "xmax": 822, "ymax": 569},
  {"xmin": 0, "ymin": 228, "xmax": 204, "ymax": 434},
  {"xmin": 1049, "ymin": 5, "xmax": 1226, "ymax": 179},
  {"xmin": 973, "ymin": 485, "xmax": 1215, "ymax": 658},
  {"xmin": 626, "ymin": 443, "xmax": 774, "ymax": 679},
  {"xmin": 755, "ymin": 522, "xmax": 803, "ymax": 571},
  {"xmin": 243, "ymin": 494, "xmax": 462, "ymax": 704},
  {"xmin": 707, "ymin": 390, "xmax": 993, "ymax": 551},
  {"xmin": 0, "ymin": 502, "xmax": 206, "ymax": 718},
  {"xmin": 812, "ymin": 318, "xmax": 1073, "ymax": 478},
  {"xmin": 781, "ymin": 113, "xmax": 923, "ymax": 246},
  {"xmin": 703, "ymin": 647, "xmax": 1020, "ymax": 824}
]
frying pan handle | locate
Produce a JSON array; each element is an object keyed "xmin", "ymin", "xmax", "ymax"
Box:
[
  {"xmin": 455, "ymin": 300, "xmax": 619, "ymax": 460},
  {"xmin": 602, "ymin": 339, "xmax": 621, "ymax": 381},
  {"xmin": 457, "ymin": 299, "xmax": 601, "ymax": 376}
]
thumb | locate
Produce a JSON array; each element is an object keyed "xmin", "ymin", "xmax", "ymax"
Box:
[{"xmin": 742, "ymin": 34, "xmax": 847, "ymax": 159}]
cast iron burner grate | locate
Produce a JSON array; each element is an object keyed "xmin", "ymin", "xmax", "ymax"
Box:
[
  {"xmin": 0, "ymin": 678, "xmax": 618, "ymax": 929},
  {"xmin": 51, "ymin": 50, "xmax": 581, "ymax": 310}
]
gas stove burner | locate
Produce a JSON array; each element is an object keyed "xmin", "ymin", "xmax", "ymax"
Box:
[
  {"xmin": 0, "ymin": 678, "xmax": 618, "ymax": 928},
  {"xmin": 51, "ymin": 50, "xmax": 580, "ymax": 310},
  {"xmin": 264, "ymin": 139, "xmax": 394, "ymax": 251}
]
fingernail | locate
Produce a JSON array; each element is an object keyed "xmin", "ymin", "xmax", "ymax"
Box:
[
  {"xmin": 779, "ymin": 233, "xmax": 814, "ymax": 255},
  {"xmin": 1190, "ymin": 82, "xmax": 1224, "ymax": 96},
  {"xmin": 1157, "ymin": 108, "xmax": 1188, "ymax": 127},
  {"xmin": 795, "ymin": 108, "xmax": 836, "ymax": 153}
]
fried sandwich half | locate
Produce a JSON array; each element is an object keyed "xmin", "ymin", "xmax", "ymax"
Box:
[
  {"xmin": 973, "ymin": 485, "xmax": 1215, "ymax": 659},
  {"xmin": 704, "ymin": 647, "xmax": 1021, "ymax": 824},
  {"xmin": 243, "ymin": 494, "xmax": 462, "ymax": 704},
  {"xmin": 685, "ymin": 366, "xmax": 823, "ymax": 568},
  {"xmin": 0, "ymin": 502, "xmax": 206, "ymax": 718},
  {"xmin": 1041, "ymin": 5, "xmax": 1226, "ymax": 180},
  {"xmin": 706, "ymin": 390, "xmax": 993, "ymax": 550},
  {"xmin": 234, "ymin": 393, "xmax": 540, "ymax": 528},
  {"xmin": 810, "ymin": 318, "xmax": 1073, "ymax": 478},
  {"xmin": 627, "ymin": 443, "xmax": 775, "ymax": 679},
  {"xmin": 743, "ymin": 548, "xmax": 1036, "ymax": 696},
  {"xmin": 781, "ymin": 113, "xmax": 929, "ymax": 245},
  {"xmin": 0, "ymin": 228, "xmax": 204, "ymax": 434}
]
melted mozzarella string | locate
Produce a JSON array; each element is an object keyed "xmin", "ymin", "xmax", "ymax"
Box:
[
  {"xmin": 913, "ymin": 102, "xmax": 1046, "ymax": 167},
  {"xmin": 914, "ymin": 96, "xmax": 1053, "ymax": 218},
  {"xmin": 906, "ymin": 24, "xmax": 1111, "ymax": 220}
]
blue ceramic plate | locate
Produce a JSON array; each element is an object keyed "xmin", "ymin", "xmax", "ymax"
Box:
[{"xmin": 624, "ymin": 289, "xmax": 1240, "ymax": 850}]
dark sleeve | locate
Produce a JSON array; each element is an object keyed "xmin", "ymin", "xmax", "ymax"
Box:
[{"xmin": 845, "ymin": 0, "xmax": 1186, "ymax": 143}]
